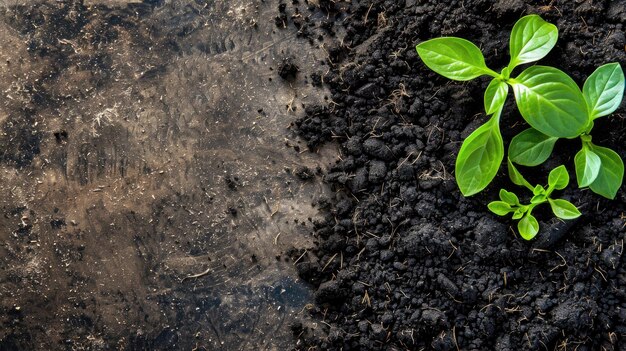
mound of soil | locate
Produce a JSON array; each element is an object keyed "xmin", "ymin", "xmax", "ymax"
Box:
[{"xmin": 288, "ymin": 0, "xmax": 626, "ymax": 350}]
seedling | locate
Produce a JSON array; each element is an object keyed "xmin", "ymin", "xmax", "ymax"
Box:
[
  {"xmin": 489, "ymin": 160, "xmax": 581, "ymax": 240},
  {"xmin": 416, "ymin": 14, "xmax": 566, "ymax": 196},
  {"xmin": 509, "ymin": 63, "xmax": 625, "ymax": 199},
  {"xmin": 416, "ymin": 14, "xmax": 624, "ymax": 240},
  {"xmin": 416, "ymin": 14, "xmax": 625, "ymax": 197}
]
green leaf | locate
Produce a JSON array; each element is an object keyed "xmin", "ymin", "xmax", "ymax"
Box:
[
  {"xmin": 507, "ymin": 158, "xmax": 533, "ymax": 190},
  {"xmin": 455, "ymin": 115, "xmax": 504, "ymax": 196},
  {"xmin": 548, "ymin": 199, "xmax": 581, "ymax": 219},
  {"xmin": 511, "ymin": 66, "xmax": 589, "ymax": 138},
  {"xmin": 512, "ymin": 209, "xmax": 525, "ymax": 220},
  {"xmin": 589, "ymin": 145, "xmax": 624, "ymax": 199},
  {"xmin": 509, "ymin": 14, "xmax": 558, "ymax": 69},
  {"xmin": 574, "ymin": 147, "xmax": 601, "ymax": 187},
  {"xmin": 499, "ymin": 189, "xmax": 520, "ymax": 206},
  {"xmin": 531, "ymin": 194, "xmax": 547, "ymax": 204},
  {"xmin": 416, "ymin": 37, "xmax": 497, "ymax": 81},
  {"xmin": 548, "ymin": 165, "xmax": 569, "ymax": 190},
  {"xmin": 501, "ymin": 66, "xmax": 512, "ymax": 80},
  {"xmin": 508, "ymin": 128, "xmax": 558, "ymax": 166},
  {"xmin": 488, "ymin": 201, "xmax": 513, "ymax": 216},
  {"xmin": 484, "ymin": 79, "xmax": 509, "ymax": 115},
  {"xmin": 533, "ymin": 184, "xmax": 546, "ymax": 195},
  {"xmin": 583, "ymin": 63, "xmax": 625, "ymax": 119},
  {"xmin": 518, "ymin": 214, "xmax": 539, "ymax": 240}
]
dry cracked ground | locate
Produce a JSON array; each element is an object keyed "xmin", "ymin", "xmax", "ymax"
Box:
[{"xmin": 0, "ymin": 1, "xmax": 333, "ymax": 349}]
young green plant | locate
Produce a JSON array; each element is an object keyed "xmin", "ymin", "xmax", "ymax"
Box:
[
  {"xmin": 488, "ymin": 160, "xmax": 581, "ymax": 240},
  {"xmin": 416, "ymin": 14, "xmax": 578, "ymax": 196},
  {"xmin": 508, "ymin": 63, "xmax": 625, "ymax": 199}
]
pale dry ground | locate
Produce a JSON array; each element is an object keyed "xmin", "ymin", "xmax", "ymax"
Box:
[{"xmin": 0, "ymin": 1, "xmax": 334, "ymax": 349}]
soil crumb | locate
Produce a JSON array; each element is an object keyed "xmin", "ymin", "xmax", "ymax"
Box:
[{"xmin": 278, "ymin": 57, "xmax": 300, "ymax": 81}]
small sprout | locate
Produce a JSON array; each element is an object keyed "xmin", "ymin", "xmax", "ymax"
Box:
[{"xmin": 488, "ymin": 162, "xmax": 580, "ymax": 240}]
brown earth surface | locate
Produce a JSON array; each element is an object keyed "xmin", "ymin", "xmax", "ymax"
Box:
[{"xmin": 0, "ymin": 1, "xmax": 333, "ymax": 350}]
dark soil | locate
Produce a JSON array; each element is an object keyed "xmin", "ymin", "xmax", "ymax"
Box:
[
  {"xmin": 288, "ymin": 0, "xmax": 626, "ymax": 350},
  {"xmin": 279, "ymin": 57, "xmax": 300, "ymax": 81}
]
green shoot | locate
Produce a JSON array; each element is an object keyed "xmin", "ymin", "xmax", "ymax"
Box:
[{"xmin": 489, "ymin": 161, "xmax": 580, "ymax": 240}]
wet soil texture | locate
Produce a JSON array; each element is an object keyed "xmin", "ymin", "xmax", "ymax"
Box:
[
  {"xmin": 0, "ymin": 0, "xmax": 335, "ymax": 350},
  {"xmin": 287, "ymin": 0, "xmax": 626, "ymax": 350}
]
